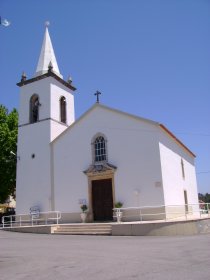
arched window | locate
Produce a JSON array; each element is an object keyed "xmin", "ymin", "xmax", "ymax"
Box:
[
  {"xmin": 60, "ymin": 96, "xmax": 66, "ymax": 124},
  {"xmin": 94, "ymin": 135, "xmax": 107, "ymax": 162},
  {"xmin": 30, "ymin": 94, "xmax": 40, "ymax": 123}
]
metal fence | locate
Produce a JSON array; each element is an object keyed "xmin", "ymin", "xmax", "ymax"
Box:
[
  {"xmin": 113, "ymin": 203, "xmax": 210, "ymax": 222},
  {"xmin": 1, "ymin": 203, "xmax": 210, "ymax": 227},
  {"xmin": 2, "ymin": 211, "xmax": 61, "ymax": 228}
]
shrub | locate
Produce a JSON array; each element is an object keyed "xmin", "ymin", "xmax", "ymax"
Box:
[
  {"xmin": 115, "ymin": 201, "xmax": 123, "ymax": 208},
  {"xmin": 80, "ymin": 204, "xmax": 88, "ymax": 212}
]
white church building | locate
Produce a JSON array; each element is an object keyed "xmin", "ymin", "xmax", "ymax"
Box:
[{"xmin": 16, "ymin": 25, "xmax": 199, "ymax": 222}]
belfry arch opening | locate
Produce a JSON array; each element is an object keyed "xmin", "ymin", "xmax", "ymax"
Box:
[
  {"xmin": 60, "ymin": 96, "xmax": 67, "ymax": 124},
  {"xmin": 30, "ymin": 94, "xmax": 40, "ymax": 123}
]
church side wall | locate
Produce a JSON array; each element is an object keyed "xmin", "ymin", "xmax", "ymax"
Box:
[
  {"xmin": 52, "ymin": 107, "xmax": 165, "ymax": 215},
  {"xmin": 159, "ymin": 131, "xmax": 199, "ymax": 218}
]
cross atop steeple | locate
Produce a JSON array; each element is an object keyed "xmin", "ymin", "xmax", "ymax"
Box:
[
  {"xmin": 34, "ymin": 22, "xmax": 63, "ymax": 78},
  {"xmin": 94, "ymin": 90, "xmax": 101, "ymax": 103}
]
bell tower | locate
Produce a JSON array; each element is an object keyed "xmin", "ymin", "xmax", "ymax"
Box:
[{"xmin": 16, "ymin": 23, "xmax": 76, "ymax": 214}]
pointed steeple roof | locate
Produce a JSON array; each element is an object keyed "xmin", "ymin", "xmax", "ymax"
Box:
[{"xmin": 35, "ymin": 22, "xmax": 63, "ymax": 78}]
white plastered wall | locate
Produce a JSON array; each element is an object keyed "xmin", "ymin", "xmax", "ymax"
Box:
[
  {"xmin": 16, "ymin": 121, "xmax": 52, "ymax": 214},
  {"xmin": 18, "ymin": 77, "xmax": 75, "ymax": 130},
  {"xmin": 50, "ymin": 81, "xmax": 75, "ymax": 127},
  {"xmin": 52, "ymin": 106, "xmax": 165, "ymax": 213},
  {"xmin": 16, "ymin": 77, "xmax": 74, "ymax": 214},
  {"xmin": 158, "ymin": 130, "xmax": 198, "ymax": 210}
]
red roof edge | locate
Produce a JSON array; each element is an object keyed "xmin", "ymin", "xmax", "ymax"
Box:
[{"xmin": 159, "ymin": 124, "xmax": 196, "ymax": 158}]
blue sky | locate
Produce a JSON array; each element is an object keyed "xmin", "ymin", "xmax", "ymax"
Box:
[{"xmin": 0, "ymin": 0, "xmax": 209, "ymax": 194}]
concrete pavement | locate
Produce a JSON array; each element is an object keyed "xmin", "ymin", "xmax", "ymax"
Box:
[{"xmin": 0, "ymin": 230, "xmax": 210, "ymax": 280}]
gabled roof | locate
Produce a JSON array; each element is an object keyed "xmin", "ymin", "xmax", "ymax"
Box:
[
  {"xmin": 51, "ymin": 102, "xmax": 159, "ymax": 144},
  {"xmin": 159, "ymin": 124, "xmax": 195, "ymax": 157},
  {"xmin": 51, "ymin": 102, "xmax": 195, "ymax": 158}
]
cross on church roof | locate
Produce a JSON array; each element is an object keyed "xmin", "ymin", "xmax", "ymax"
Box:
[{"xmin": 94, "ymin": 91, "xmax": 101, "ymax": 103}]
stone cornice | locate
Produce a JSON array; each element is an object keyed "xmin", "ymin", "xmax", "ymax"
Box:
[
  {"xmin": 17, "ymin": 70, "xmax": 76, "ymax": 91},
  {"xmin": 18, "ymin": 117, "xmax": 69, "ymax": 128}
]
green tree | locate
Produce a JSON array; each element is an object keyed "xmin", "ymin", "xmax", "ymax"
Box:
[
  {"xmin": 204, "ymin": 193, "xmax": 210, "ymax": 203},
  {"xmin": 0, "ymin": 105, "xmax": 18, "ymax": 203},
  {"xmin": 198, "ymin": 193, "xmax": 210, "ymax": 203}
]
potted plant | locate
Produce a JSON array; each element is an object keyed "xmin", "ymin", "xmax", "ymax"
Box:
[
  {"xmin": 80, "ymin": 204, "xmax": 88, "ymax": 223},
  {"xmin": 114, "ymin": 201, "xmax": 123, "ymax": 223}
]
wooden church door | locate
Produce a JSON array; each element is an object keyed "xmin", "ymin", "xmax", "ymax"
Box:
[{"xmin": 92, "ymin": 179, "xmax": 113, "ymax": 221}]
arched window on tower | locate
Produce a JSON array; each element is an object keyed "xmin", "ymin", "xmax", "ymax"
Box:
[
  {"xmin": 30, "ymin": 94, "xmax": 40, "ymax": 123},
  {"xmin": 60, "ymin": 96, "xmax": 66, "ymax": 124},
  {"xmin": 93, "ymin": 135, "xmax": 107, "ymax": 162}
]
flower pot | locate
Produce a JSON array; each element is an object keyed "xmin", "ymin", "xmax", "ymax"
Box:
[
  {"xmin": 116, "ymin": 211, "xmax": 123, "ymax": 223},
  {"xmin": 80, "ymin": 212, "xmax": 87, "ymax": 223}
]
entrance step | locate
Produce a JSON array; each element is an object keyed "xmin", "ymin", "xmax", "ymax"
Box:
[{"xmin": 52, "ymin": 223, "xmax": 112, "ymax": 235}]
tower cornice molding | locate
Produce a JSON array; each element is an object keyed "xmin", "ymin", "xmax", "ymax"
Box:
[
  {"xmin": 18, "ymin": 117, "xmax": 69, "ymax": 128},
  {"xmin": 17, "ymin": 70, "xmax": 76, "ymax": 91}
]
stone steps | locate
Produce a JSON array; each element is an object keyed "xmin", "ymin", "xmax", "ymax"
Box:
[{"xmin": 53, "ymin": 224, "xmax": 112, "ymax": 235}]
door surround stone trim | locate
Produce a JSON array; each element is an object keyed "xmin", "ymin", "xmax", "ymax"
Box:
[{"xmin": 85, "ymin": 170, "xmax": 116, "ymax": 222}]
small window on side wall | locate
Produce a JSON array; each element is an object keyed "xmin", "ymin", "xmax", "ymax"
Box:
[
  {"xmin": 30, "ymin": 94, "xmax": 40, "ymax": 123},
  {"xmin": 181, "ymin": 158, "xmax": 185, "ymax": 180},
  {"xmin": 60, "ymin": 96, "xmax": 66, "ymax": 124}
]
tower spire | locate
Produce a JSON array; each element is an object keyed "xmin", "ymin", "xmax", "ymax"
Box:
[{"xmin": 35, "ymin": 22, "xmax": 63, "ymax": 78}]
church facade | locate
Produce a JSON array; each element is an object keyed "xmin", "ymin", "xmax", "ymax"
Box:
[{"xmin": 16, "ymin": 26, "xmax": 199, "ymax": 222}]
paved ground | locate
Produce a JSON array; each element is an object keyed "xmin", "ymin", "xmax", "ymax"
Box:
[{"xmin": 0, "ymin": 230, "xmax": 210, "ymax": 280}]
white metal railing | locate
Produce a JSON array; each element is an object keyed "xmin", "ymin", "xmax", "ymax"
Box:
[
  {"xmin": 113, "ymin": 203, "xmax": 210, "ymax": 222},
  {"xmin": 2, "ymin": 211, "xmax": 61, "ymax": 228},
  {"xmin": 1, "ymin": 203, "xmax": 209, "ymax": 227}
]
